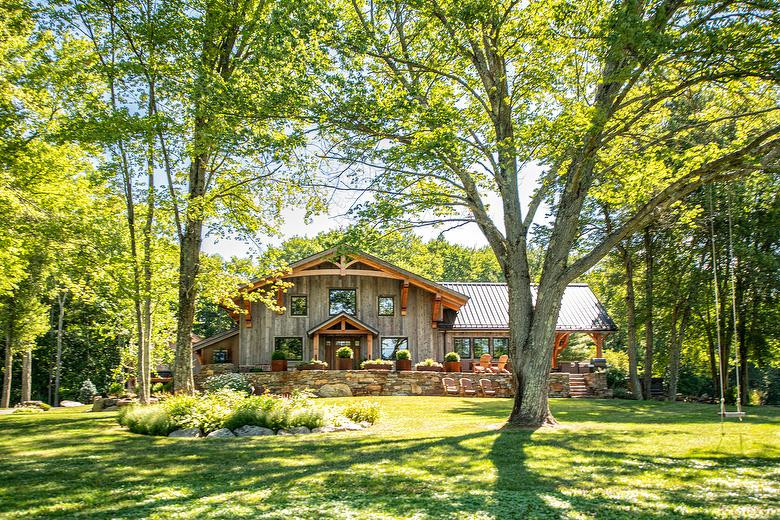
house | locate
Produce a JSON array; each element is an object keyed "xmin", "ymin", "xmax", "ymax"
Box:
[{"xmin": 193, "ymin": 248, "xmax": 616, "ymax": 371}]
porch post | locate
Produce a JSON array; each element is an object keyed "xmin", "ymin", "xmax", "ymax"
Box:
[
  {"xmin": 367, "ymin": 334, "xmax": 373, "ymax": 359},
  {"xmin": 313, "ymin": 333, "xmax": 320, "ymax": 361}
]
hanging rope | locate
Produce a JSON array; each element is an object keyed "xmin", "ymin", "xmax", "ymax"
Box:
[{"xmin": 708, "ymin": 185, "xmax": 744, "ymax": 421}]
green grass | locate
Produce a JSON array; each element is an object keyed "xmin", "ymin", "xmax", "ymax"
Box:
[{"xmin": 1, "ymin": 397, "xmax": 779, "ymax": 519}]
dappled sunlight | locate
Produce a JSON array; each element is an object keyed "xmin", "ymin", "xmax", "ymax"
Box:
[{"xmin": 1, "ymin": 397, "xmax": 779, "ymax": 518}]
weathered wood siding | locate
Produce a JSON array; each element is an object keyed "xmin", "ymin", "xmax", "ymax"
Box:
[
  {"xmin": 195, "ymin": 335, "xmax": 239, "ymax": 365},
  {"xmin": 239, "ymin": 274, "xmax": 445, "ymax": 366}
]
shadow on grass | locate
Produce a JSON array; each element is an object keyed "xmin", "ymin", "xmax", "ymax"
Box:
[{"xmin": 1, "ymin": 401, "xmax": 779, "ymax": 519}]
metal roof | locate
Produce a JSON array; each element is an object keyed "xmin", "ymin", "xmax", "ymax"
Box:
[{"xmin": 440, "ymin": 283, "xmax": 617, "ymax": 332}]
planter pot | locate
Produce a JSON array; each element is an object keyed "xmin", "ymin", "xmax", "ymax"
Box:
[
  {"xmin": 445, "ymin": 361, "xmax": 461, "ymax": 373},
  {"xmin": 416, "ymin": 365, "xmax": 442, "ymax": 372},
  {"xmin": 337, "ymin": 358, "xmax": 353, "ymax": 370},
  {"xmin": 363, "ymin": 363, "xmax": 392, "ymax": 371},
  {"xmin": 395, "ymin": 359, "xmax": 412, "ymax": 372},
  {"xmin": 271, "ymin": 360, "xmax": 288, "ymax": 372}
]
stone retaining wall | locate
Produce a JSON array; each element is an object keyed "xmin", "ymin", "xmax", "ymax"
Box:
[{"xmin": 195, "ymin": 364, "xmax": 610, "ymax": 398}]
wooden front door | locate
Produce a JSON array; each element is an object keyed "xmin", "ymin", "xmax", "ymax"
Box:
[{"xmin": 323, "ymin": 336, "xmax": 362, "ymax": 370}]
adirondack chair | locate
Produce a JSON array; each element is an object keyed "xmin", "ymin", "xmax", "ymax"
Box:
[
  {"xmin": 479, "ymin": 379, "xmax": 497, "ymax": 397},
  {"xmin": 442, "ymin": 377, "xmax": 459, "ymax": 396},
  {"xmin": 460, "ymin": 378, "xmax": 478, "ymax": 396},
  {"xmin": 489, "ymin": 354, "xmax": 510, "ymax": 374},
  {"xmin": 473, "ymin": 354, "xmax": 493, "ymax": 373}
]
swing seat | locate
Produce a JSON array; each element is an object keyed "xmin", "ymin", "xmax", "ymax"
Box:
[{"xmin": 721, "ymin": 411, "xmax": 746, "ymax": 418}]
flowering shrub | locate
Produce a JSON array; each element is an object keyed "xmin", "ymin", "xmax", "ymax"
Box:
[
  {"xmin": 360, "ymin": 359, "xmax": 393, "ymax": 368},
  {"xmin": 415, "ymin": 359, "xmax": 443, "ymax": 368},
  {"xmin": 341, "ymin": 401, "xmax": 381, "ymax": 424},
  {"xmin": 203, "ymin": 373, "xmax": 252, "ymax": 394},
  {"xmin": 444, "ymin": 352, "xmax": 460, "ymax": 362}
]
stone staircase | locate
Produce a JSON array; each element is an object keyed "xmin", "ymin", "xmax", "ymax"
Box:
[{"xmin": 568, "ymin": 374, "xmax": 591, "ymax": 398}]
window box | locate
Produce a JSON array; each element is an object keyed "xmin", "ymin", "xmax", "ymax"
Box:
[{"xmin": 297, "ymin": 360, "xmax": 328, "ymax": 371}]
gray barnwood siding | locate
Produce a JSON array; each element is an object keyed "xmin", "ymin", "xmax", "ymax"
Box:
[{"xmin": 239, "ymin": 274, "xmax": 444, "ymax": 366}]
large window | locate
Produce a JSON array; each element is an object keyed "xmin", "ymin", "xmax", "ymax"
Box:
[
  {"xmin": 274, "ymin": 337, "xmax": 303, "ymax": 361},
  {"xmin": 290, "ymin": 295, "xmax": 308, "ymax": 316},
  {"xmin": 329, "ymin": 289, "xmax": 356, "ymax": 315},
  {"xmin": 381, "ymin": 337, "xmax": 408, "ymax": 360},
  {"xmin": 213, "ymin": 349, "xmax": 229, "ymax": 363},
  {"xmin": 493, "ymin": 338, "xmax": 509, "ymax": 357},
  {"xmin": 454, "ymin": 338, "xmax": 471, "ymax": 359},
  {"xmin": 378, "ymin": 296, "xmax": 395, "ymax": 316},
  {"xmin": 473, "ymin": 338, "xmax": 490, "ymax": 358}
]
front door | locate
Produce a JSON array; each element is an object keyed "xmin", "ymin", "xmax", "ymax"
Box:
[{"xmin": 324, "ymin": 336, "xmax": 362, "ymax": 369}]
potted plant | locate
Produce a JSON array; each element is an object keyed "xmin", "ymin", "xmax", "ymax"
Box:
[
  {"xmin": 395, "ymin": 349, "xmax": 412, "ymax": 371},
  {"xmin": 271, "ymin": 350, "xmax": 287, "ymax": 372},
  {"xmin": 297, "ymin": 359, "xmax": 328, "ymax": 370},
  {"xmin": 415, "ymin": 358, "xmax": 443, "ymax": 372},
  {"xmin": 444, "ymin": 352, "xmax": 461, "ymax": 372},
  {"xmin": 360, "ymin": 359, "xmax": 393, "ymax": 371},
  {"xmin": 336, "ymin": 346, "xmax": 354, "ymax": 370}
]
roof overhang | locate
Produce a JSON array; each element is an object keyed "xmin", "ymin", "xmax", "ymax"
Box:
[
  {"xmin": 241, "ymin": 247, "xmax": 469, "ymax": 311},
  {"xmin": 306, "ymin": 312, "xmax": 380, "ymax": 337},
  {"xmin": 192, "ymin": 328, "xmax": 238, "ymax": 351}
]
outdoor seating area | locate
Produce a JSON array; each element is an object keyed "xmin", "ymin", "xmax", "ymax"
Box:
[
  {"xmin": 441, "ymin": 377, "xmax": 500, "ymax": 397},
  {"xmin": 471, "ymin": 354, "xmax": 511, "ymax": 374}
]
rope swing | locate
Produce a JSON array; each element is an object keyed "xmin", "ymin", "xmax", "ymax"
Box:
[{"xmin": 708, "ymin": 186, "xmax": 745, "ymax": 421}]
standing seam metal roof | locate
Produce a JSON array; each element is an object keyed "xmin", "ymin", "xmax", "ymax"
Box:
[{"xmin": 440, "ymin": 283, "xmax": 617, "ymax": 332}]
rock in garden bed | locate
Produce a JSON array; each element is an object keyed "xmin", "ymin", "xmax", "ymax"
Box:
[
  {"xmin": 233, "ymin": 425, "xmax": 275, "ymax": 437},
  {"xmin": 169, "ymin": 428, "xmax": 201, "ymax": 438},
  {"xmin": 206, "ymin": 428, "xmax": 235, "ymax": 438}
]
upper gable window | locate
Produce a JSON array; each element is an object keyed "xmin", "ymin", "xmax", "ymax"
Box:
[
  {"xmin": 290, "ymin": 295, "xmax": 307, "ymax": 316},
  {"xmin": 329, "ymin": 289, "xmax": 356, "ymax": 315},
  {"xmin": 378, "ymin": 296, "xmax": 395, "ymax": 316}
]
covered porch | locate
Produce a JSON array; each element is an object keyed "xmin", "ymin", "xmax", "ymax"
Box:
[{"xmin": 307, "ymin": 312, "xmax": 379, "ymax": 370}]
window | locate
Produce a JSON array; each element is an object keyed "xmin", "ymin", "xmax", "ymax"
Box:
[
  {"xmin": 472, "ymin": 338, "xmax": 490, "ymax": 358},
  {"xmin": 329, "ymin": 289, "xmax": 356, "ymax": 315},
  {"xmin": 381, "ymin": 337, "xmax": 408, "ymax": 360},
  {"xmin": 274, "ymin": 337, "xmax": 303, "ymax": 361},
  {"xmin": 454, "ymin": 338, "xmax": 471, "ymax": 359},
  {"xmin": 378, "ymin": 296, "xmax": 395, "ymax": 316},
  {"xmin": 290, "ymin": 295, "xmax": 307, "ymax": 316},
  {"xmin": 493, "ymin": 338, "xmax": 509, "ymax": 357},
  {"xmin": 213, "ymin": 350, "xmax": 228, "ymax": 363}
]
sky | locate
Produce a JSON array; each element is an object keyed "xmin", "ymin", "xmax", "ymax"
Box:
[{"xmin": 202, "ymin": 163, "xmax": 548, "ymax": 259}]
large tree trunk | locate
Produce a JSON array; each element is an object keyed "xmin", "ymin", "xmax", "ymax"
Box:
[
  {"xmin": 642, "ymin": 227, "xmax": 655, "ymax": 399},
  {"xmin": 623, "ymin": 247, "xmax": 643, "ymax": 399},
  {"xmin": 1, "ymin": 335, "xmax": 12, "ymax": 408},
  {"xmin": 173, "ymin": 147, "xmax": 208, "ymax": 394},
  {"xmin": 21, "ymin": 348, "xmax": 31, "ymax": 403},
  {"xmin": 506, "ymin": 268, "xmax": 558, "ymax": 427}
]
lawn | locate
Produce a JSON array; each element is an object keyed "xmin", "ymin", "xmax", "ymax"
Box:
[{"xmin": 0, "ymin": 397, "xmax": 779, "ymax": 519}]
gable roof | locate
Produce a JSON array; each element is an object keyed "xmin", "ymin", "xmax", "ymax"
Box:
[
  {"xmin": 246, "ymin": 247, "xmax": 469, "ymax": 308},
  {"xmin": 440, "ymin": 283, "xmax": 617, "ymax": 332},
  {"xmin": 192, "ymin": 328, "xmax": 238, "ymax": 351},
  {"xmin": 307, "ymin": 312, "xmax": 380, "ymax": 336}
]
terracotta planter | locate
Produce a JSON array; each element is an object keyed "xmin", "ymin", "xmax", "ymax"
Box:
[
  {"xmin": 363, "ymin": 363, "xmax": 392, "ymax": 371},
  {"xmin": 445, "ymin": 361, "xmax": 461, "ymax": 373},
  {"xmin": 271, "ymin": 360, "xmax": 287, "ymax": 372},
  {"xmin": 337, "ymin": 358, "xmax": 353, "ymax": 370},
  {"xmin": 416, "ymin": 365, "xmax": 442, "ymax": 372},
  {"xmin": 395, "ymin": 359, "xmax": 412, "ymax": 372}
]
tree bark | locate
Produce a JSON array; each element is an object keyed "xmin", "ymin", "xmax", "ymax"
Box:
[
  {"xmin": 666, "ymin": 303, "xmax": 692, "ymax": 401},
  {"xmin": 1, "ymin": 334, "xmax": 12, "ymax": 408},
  {"xmin": 642, "ymin": 227, "xmax": 655, "ymax": 398},
  {"xmin": 54, "ymin": 291, "xmax": 67, "ymax": 406},
  {"xmin": 21, "ymin": 348, "xmax": 31, "ymax": 403},
  {"xmin": 622, "ymin": 246, "xmax": 643, "ymax": 399}
]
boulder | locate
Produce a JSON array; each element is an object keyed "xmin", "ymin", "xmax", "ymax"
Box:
[
  {"xmin": 92, "ymin": 398, "xmax": 118, "ymax": 412},
  {"xmin": 288, "ymin": 426, "xmax": 311, "ymax": 434},
  {"xmin": 59, "ymin": 400, "xmax": 83, "ymax": 407},
  {"xmin": 276, "ymin": 429, "xmax": 294, "ymax": 436},
  {"xmin": 206, "ymin": 428, "xmax": 235, "ymax": 438},
  {"xmin": 358, "ymin": 421, "xmax": 371, "ymax": 429},
  {"xmin": 318, "ymin": 383, "xmax": 352, "ymax": 398},
  {"xmin": 102, "ymin": 406, "xmax": 119, "ymax": 412},
  {"xmin": 311, "ymin": 426, "xmax": 335, "ymax": 434},
  {"xmin": 233, "ymin": 425, "xmax": 275, "ymax": 437},
  {"xmin": 117, "ymin": 399, "xmax": 135, "ymax": 408},
  {"xmin": 169, "ymin": 428, "xmax": 201, "ymax": 438}
]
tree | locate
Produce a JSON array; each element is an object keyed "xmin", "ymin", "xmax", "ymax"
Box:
[{"xmin": 318, "ymin": 0, "xmax": 780, "ymax": 425}]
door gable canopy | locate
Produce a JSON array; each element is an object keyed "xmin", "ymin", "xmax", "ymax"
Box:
[{"xmin": 307, "ymin": 312, "xmax": 380, "ymax": 337}]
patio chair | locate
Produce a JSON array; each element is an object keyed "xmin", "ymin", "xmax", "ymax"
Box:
[
  {"xmin": 489, "ymin": 354, "xmax": 510, "ymax": 374},
  {"xmin": 473, "ymin": 353, "xmax": 493, "ymax": 373},
  {"xmin": 442, "ymin": 377, "xmax": 459, "ymax": 396},
  {"xmin": 460, "ymin": 378, "xmax": 478, "ymax": 397},
  {"xmin": 479, "ymin": 379, "xmax": 497, "ymax": 397}
]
